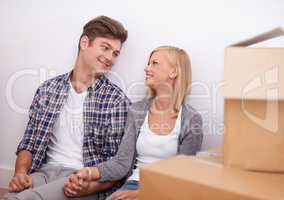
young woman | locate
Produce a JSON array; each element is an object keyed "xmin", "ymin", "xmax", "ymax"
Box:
[{"xmin": 64, "ymin": 46, "xmax": 203, "ymax": 200}]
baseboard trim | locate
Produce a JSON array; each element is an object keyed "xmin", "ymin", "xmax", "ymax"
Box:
[{"xmin": 0, "ymin": 167, "xmax": 13, "ymax": 188}]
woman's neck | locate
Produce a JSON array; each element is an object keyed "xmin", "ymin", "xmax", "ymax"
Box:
[{"xmin": 152, "ymin": 93, "xmax": 175, "ymax": 115}]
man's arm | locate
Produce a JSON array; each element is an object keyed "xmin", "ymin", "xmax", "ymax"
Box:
[
  {"xmin": 64, "ymin": 98, "xmax": 132, "ymax": 197},
  {"xmin": 9, "ymin": 150, "xmax": 33, "ymax": 192},
  {"xmin": 9, "ymin": 87, "xmax": 43, "ymax": 192},
  {"xmin": 14, "ymin": 150, "xmax": 32, "ymax": 175}
]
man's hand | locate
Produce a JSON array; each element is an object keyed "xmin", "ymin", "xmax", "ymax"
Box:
[
  {"xmin": 64, "ymin": 173, "xmax": 90, "ymax": 197},
  {"xmin": 8, "ymin": 173, "xmax": 33, "ymax": 193},
  {"xmin": 110, "ymin": 190, "xmax": 139, "ymax": 200},
  {"xmin": 9, "ymin": 150, "xmax": 33, "ymax": 193},
  {"xmin": 64, "ymin": 167, "xmax": 93, "ymax": 197},
  {"xmin": 64, "ymin": 167, "xmax": 116, "ymax": 198}
]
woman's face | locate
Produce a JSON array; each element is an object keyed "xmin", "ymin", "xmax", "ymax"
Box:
[{"xmin": 144, "ymin": 50, "xmax": 175, "ymax": 89}]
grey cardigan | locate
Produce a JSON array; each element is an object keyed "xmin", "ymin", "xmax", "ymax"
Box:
[{"xmin": 97, "ymin": 99, "xmax": 203, "ymax": 182}]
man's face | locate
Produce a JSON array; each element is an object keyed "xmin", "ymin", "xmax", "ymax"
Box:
[{"xmin": 79, "ymin": 36, "xmax": 122, "ymax": 76}]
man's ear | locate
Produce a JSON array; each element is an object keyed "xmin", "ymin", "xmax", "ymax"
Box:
[{"xmin": 80, "ymin": 35, "xmax": 89, "ymax": 50}]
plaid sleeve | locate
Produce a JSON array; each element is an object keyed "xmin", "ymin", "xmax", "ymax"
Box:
[
  {"xmin": 109, "ymin": 98, "xmax": 131, "ymax": 151},
  {"xmin": 16, "ymin": 87, "xmax": 43, "ymax": 155}
]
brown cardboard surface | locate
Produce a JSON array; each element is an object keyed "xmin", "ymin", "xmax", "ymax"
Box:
[
  {"xmin": 223, "ymin": 48, "xmax": 284, "ymax": 100},
  {"xmin": 140, "ymin": 156, "xmax": 284, "ymax": 200},
  {"xmin": 222, "ymin": 27, "xmax": 284, "ymax": 172},
  {"xmin": 223, "ymin": 27, "xmax": 284, "ymax": 100},
  {"xmin": 224, "ymin": 100, "xmax": 284, "ymax": 172},
  {"xmin": 196, "ymin": 146, "xmax": 223, "ymax": 164}
]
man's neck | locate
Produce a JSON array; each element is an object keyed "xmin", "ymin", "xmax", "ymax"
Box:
[{"xmin": 70, "ymin": 62, "xmax": 96, "ymax": 93}]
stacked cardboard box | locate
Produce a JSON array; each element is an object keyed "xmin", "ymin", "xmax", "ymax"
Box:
[
  {"xmin": 223, "ymin": 27, "xmax": 284, "ymax": 172},
  {"xmin": 140, "ymin": 28, "xmax": 284, "ymax": 199}
]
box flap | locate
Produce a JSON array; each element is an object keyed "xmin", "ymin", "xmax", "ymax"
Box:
[{"xmin": 230, "ymin": 27, "xmax": 284, "ymax": 47}]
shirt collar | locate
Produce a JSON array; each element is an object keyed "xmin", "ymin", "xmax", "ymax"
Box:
[{"xmin": 63, "ymin": 71, "xmax": 107, "ymax": 92}]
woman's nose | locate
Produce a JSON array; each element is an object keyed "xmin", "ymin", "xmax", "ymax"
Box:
[{"xmin": 144, "ymin": 64, "xmax": 151, "ymax": 72}]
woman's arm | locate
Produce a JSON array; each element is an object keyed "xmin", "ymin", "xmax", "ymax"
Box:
[
  {"xmin": 64, "ymin": 105, "xmax": 140, "ymax": 197},
  {"xmin": 95, "ymin": 106, "xmax": 138, "ymax": 181},
  {"xmin": 179, "ymin": 112, "xmax": 203, "ymax": 155},
  {"xmin": 74, "ymin": 105, "xmax": 138, "ymax": 182}
]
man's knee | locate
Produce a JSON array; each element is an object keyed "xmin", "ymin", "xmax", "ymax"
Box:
[
  {"xmin": 2, "ymin": 189, "xmax": 42, "ymax": 200},
  {"xmin": 2, "ymin": 191, "xmax": 18, "ymax": 200}
]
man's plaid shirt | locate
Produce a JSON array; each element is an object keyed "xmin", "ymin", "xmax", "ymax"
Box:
[{"xmin": 17, "ymin": 72, "xmax": 131, "ymax": 173}]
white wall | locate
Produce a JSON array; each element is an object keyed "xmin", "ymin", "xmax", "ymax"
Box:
[{"xmin": 0, "ymin": 0, "xmax": 284, "ymax": 186}]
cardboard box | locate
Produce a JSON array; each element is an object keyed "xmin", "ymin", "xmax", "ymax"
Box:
[
  {"xmin": 222, "ymin": 27, "xmax": 284, "ymax": 172},
  {"xmin": 196, "ymin": 146, "xmax": 223, "ymax": 164},
  {"xmin": 224, "ymin": 100, "xmax": 284, "ymax": 172},
  {"xmin": 140, "ymin": 155, "xmax": 284, "ymax": 200},
  {"xmin": 223, "ymin": 27, "xmax": 284, "ymax": 100}
]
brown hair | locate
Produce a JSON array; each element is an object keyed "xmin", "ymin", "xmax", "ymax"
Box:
[{"xmin": 78, "ymin": 16, "xmax": 128, "ymax": 51}]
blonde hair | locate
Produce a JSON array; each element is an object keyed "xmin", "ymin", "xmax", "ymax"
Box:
[{"xmin": 145, "ymin": 46, "xmax": 192, "ymax": 112}]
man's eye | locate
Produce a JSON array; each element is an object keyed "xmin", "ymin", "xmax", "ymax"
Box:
[
  {"xmin": 101, "ymin": 46, "xmax": 109, "ymax": 50},
  {"xmin": 152, "ymin": 61, "xmax": 158, "ymax": 65}
]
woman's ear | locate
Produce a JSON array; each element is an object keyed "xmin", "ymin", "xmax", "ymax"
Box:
[
  {"xmin": 80, "ymin": 35, "xmax": 89, "ymax": 50},
  {"xmin": 169, "ymin": 69, "xmax": 177, "ymax": 79}
]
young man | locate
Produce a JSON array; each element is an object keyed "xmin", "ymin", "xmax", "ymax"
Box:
[{"xmin": 4, "ymin": 16, "xmax": 131, "ymax": 200}]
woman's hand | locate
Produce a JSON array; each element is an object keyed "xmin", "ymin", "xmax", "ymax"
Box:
[
  {"xmin": 64, "ymin": 173, "xmax": 89, "ymax": 197},
  {"xmin": 76, "ymin": 167, "xmax": 100, "ymax": 181},
  {"xmin": 63, "ymin": 167, "xmax": 104, "ymax": 197},
  {"xmin": 110, "ymin": 190, "xmax": 139, "ymax": 200}
]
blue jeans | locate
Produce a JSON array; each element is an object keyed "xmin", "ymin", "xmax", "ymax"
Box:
[
  {"xmin": 106, "ymin": 180, "xmax": 139, "ymax": 200},
  {"xmin": 119, "ymin": 180, "xmax": 139, "ymax": 191}
]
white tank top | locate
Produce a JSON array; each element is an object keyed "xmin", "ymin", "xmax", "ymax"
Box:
[{"xmin": 128, "ymin": 108, "xmax": 182, "ymax": 181}]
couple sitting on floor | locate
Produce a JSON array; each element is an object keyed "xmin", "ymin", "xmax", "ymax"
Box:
[{"xmin": 4, "ymin": 15, "xmax": 203, "ymax": 200}]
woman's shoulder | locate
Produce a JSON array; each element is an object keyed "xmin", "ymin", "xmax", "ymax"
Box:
[{"xmin": 182, "ymin": 102, "xmax": 202, "ymax": 121}]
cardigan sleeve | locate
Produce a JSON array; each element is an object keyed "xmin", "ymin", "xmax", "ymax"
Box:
[{"xmin": 178, "ymin": 111, "xmax": 203, "ymax": 155}]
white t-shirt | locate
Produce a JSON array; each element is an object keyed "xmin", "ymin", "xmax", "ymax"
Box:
[
  {"xmin": 46, "ymin": 82, "xmax": 86, "ymax": 169},
  {"xmin": 128, "ymin": 108, "xmax": 182, "ymax": 181}
]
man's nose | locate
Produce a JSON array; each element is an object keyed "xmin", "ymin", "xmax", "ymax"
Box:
[{"xmin": 105, "ymin": 51, "xmax": 113, "ymax": 61}]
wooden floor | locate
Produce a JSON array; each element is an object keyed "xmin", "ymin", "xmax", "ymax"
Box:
[{"xmin": 0, "ymin": 188, "xmax": 8, "ymax": 198}]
